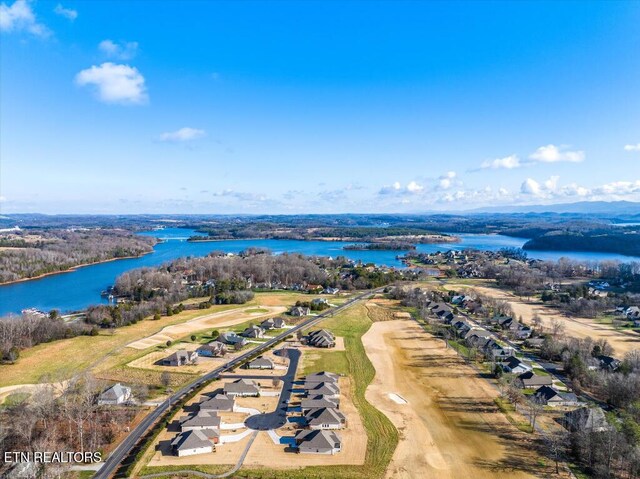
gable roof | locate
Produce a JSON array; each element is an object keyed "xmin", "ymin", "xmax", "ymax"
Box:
[
  {"xmin": 564, "ymin": 407, "xmax": 610, "ymax": 432},
  {"xmin": 100, "ymin": 383, "xmax": 129, "ymax": 401},
  {"xmin": 305, "ymin": 371, "xmax": 339, "ymax": 383},
  {"xmin": 180, "ymin": 411, "xmax": 221, "ymax": 429},
  {"xmin": 170, "ymin": 429, "xmax": 214, "ymax": 451},
  {"xmin": 199, "ymin": 393, "xmax": 235, "ymax": 411},
  {"xmin": 295, "ymin": 429, "xmax": 341, "ymax": 449},
  {"xmin": 305, "ymin": 407, "xmax": 346, "ymax": 426}
]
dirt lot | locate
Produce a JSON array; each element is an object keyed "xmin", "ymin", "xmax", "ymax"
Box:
[
  {"xmin": 362, "ymin": 319, "xmax": 552, "ymax": 479},
  {"xmin": 127, "ymin": 305, "xmax": 286, "ymax": 349},
  {"xmin": 449, "ymin": 283, "xmax": 640, "ymax": 355}
]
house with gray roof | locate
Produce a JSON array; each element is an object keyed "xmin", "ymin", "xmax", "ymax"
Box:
[
  {"xmin": 242, "ymin": 325, "xmax": 265, "ymax": 339},
  {"xmin": 301, "ymin": 395, "xmax": 339, "ymax": 413},
  {"xmin": 223, "ymin": 379, "xmax": 260, "ymax": 397},
  {"xmin": 171, "ymin": 429, "xmax": 216, "ymax": 456},
  {"xmin": 162, "ymin": 350, "xmax": 198, "ymax": 367},
  {"xmin": 97, "ymin": 383, "xmax": 131, "ymax": 406},
  {"xmin": 563, "ymin": 406, "xmax": 611, "ymax": 432},
  {"xmin": 260, "ymin": 317, "xmax": 287, "ymax": 330},
  {"xmin": 303, "ymin": 381, "xmax": 340, "ymax": 398},
  {"xmin": 179, "ymin": 411, "xmax": 221, "ymax": 432},
  {"xmin": 306, "ymin": 330, "xmax": 336, "ymax": 348},
  {"xmin": 290, "ymin": 306, "xmax": 311, "ymax": 316},
  {"xmin": 305, "ymin": 407, "xmax": 347, "ymax": 430},
  {"xmin": 534, "ymin": 386, "xmax": 580, "ymax": 407},
  {"xmin": 518, "ymin": 371, "xmax": 553, "ymax": 389},
  {"xmin": 305, "ymin": 371, "xmax": 340, "ymax": 384},
  {"xmin": 295, "ymin": 430, "xmax": 342, "ymax": 454},
  {"xmin": 199, "ymin": 393, "xmax": 236, "ymax": 412},
  {"xmin": 501, "ymin": 356, "xmax": 533, "ymax": 374},
  {"xmin": 197, "ymin": 341, "xmax": 227, "ymax": 358},
  {"xmin": 219, "ymin": 331, "xmax": 248, "ymax": 347},
  {"xmin": 246, "ymin": 357, "xmax": 274, "ymax": 370}
]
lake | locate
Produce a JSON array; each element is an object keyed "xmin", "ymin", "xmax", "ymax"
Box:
[{"xmin": 1, "ymin": 227, "xmax": 638, "ymax": 315}]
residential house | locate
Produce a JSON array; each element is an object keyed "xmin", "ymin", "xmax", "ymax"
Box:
[
  {"xmin": 563, "ymin": 407, "xmax": 611, "ymax": 432},
  {"xmin": 242, "ymin": 325, "xmax": 265, "ymax": 339},
  {"xmin": 290, "ymin": 306, "xmax": 311, "ymax": 316},
  {"xmin": 301, "ymin": 395, "xmax": 339, "ymax": 413},
  {"xmin": 524, "ymin": 338, "xmax": 545, "ymax": 349},
  {"xmin": 625, "ymin": 306, "xmax": 640, "ymax": 320},
  {"xmin": 295, "ymin": 430, "xmax": 342, "ymax": 454},
  {"xmin": 98, "ymin": 383, "xmax": 131, "ymax": 406},
  {"xmin": 197, "ymin": 341, "xmax": 227, "ymax": 358},
  {"xmin": 324, "ymin": 287, "xmax": 340, "ymax": 295},
  {"xmin": 199, "ymin": 393, "xmax": 236, "ymax": 412},
  {"xmin": 305, "ymin": 371, "xmax": 340, "ymax": 384},
  {"xmin": 179, "ymin": 411, "xmax": 221, "ymax": 432},
  {"xmin": 246, "ymin": 357, "xmax": 274, "ymax": 370},
  {"xmin": 260, "ymin": 317, "xmax": 287, "ymax": 330},
  {"xmin": 305, "ymin": 407, "xmax": 347, "ymax": 430},
  {"xmin": 219, "ymin": 332, "xmax": 248, "ymax": 347},
  {"xmin": 171, "ymin": 430, "xmax": 216, "ymax": 457},
  {"xmin": 303, "ymin": 381, "xmax": 340, "ymax": 398},
  {"xmin": 534, "ymin": 386, "xmax": 580, "ymax": 407},
  {"xmin": 596, "ymin": 355, "xmax": 621, "ymax": 372},
  {"xmin": 162, "ymin": 350, "xmax": 198, "ymax": 367},
  {"xmin": 223, "ymin": 379, "xmax": 260, "ymax": 397},
  {"xmin": 517, "ymin": 371, "xmax": 553, "ymax": 389},
  {"xmin": 311, "ymin": 298, "xmax": 329, "ymax": 307},
  {"xmin": 307, "ymin": 329, "xmax": 336, "ymax": 348},
  {"xmin": 501, "ymin": 356, "xmax": 533, "ymax": 374}
]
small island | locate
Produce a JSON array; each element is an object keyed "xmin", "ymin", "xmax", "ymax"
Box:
[{"xmin": 344, "ymin": 242, "xmax": 417, "ymax": 251}]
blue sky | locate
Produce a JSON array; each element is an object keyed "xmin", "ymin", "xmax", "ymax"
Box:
[{"xmin": 1, "ymin": 0, "xmax": 639, "ymax": 214}]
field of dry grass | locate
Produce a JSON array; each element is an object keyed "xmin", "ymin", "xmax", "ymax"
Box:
[{"xmin": 362, "ymin": 319, "xmax": 554, "ymax": 479}]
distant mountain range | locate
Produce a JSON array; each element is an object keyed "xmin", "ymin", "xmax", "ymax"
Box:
[{"xmin": 466, "ymin": 201, "xmax": 640, "ymax": 216}]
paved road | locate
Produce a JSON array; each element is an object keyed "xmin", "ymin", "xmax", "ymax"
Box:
[
  {"xmin": 94, "ymin": 288, "xmax": 379, "ymax": 479},
  {"xmin": 244, "ymin": 348, "xmax": 300, "ymax": 431}
]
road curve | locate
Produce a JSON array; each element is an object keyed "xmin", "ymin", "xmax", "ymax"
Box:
[{"xmin": 94, "ymin": 288, "xmax": 379, "ymax": 479}]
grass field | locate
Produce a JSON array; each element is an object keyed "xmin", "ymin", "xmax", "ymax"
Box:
[{"xmin": 0, "ymin": 291, "xmax": 332, "ymax": 388}]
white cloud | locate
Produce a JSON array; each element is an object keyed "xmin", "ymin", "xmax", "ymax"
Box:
[
  {"xmin": 99, "ymin": 39, "xmax": 139, "ymax": 60},
  {"xmin": 593, "ymin": 180, "xmax": 640, "ymax": 196},
  {"xmin": 544, "ymin": 175, "xmax": 559, "ymax": 191},
  {"xmin": 159, "ymin": 127, "xmax": 206, "ymax": 142},
  {"xmin": 521, "ymin": 178, "xmax": 542, "ymax": 196},
  {"xmin": 624, "ymin": 143, "xmax": 640, "ymax": 152},
  {"xmin": 53, "ymin": 3, "xmax": 76, "ymax": 20},
  {"xmin": 406, "ymin": 181, "xmax": 423, "ymax": 193},
  {"xmin": 529, "ymin": 144, "xmax": 584, "ymax": 163},
  {"xmin": 481, "ymin": 154, "xmax": 521, "ymax": 169},
  {"xmin": 0, "ymin": 0, "xmax": 51, "ymax": 37},
  {"xmin": 437, "ymin": 171, "xmax": 458, "ymax": 189},
  {"xmin": 75, "ymin": 63, "xmax": 148, "ymax": 105}
]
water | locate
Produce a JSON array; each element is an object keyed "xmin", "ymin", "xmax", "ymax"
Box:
[{"xmin": 0, "ymin": 227, "xmax": 638, "ymax": 315}]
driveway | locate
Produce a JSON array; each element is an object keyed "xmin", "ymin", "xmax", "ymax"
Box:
[{"xmin": 244, "ymin": 348, "xmax": 301, "ymax": 431}]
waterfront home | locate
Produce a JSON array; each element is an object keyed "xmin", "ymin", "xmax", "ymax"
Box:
[
  {"xmin": 171, "ymin": 430, "xmax": 216, "ymax": 456},
  {"xmin": 199, "ymin": 393, "xmax": 236, "ymax": 412},
  {"xmin": 162, "ymin": 350, "xmax": 198, "ymax": 367},
  {"xmin": 304, "ymin": 407, "xmax": 347, "ymax": 430},
  {"xmin": 295, "ymin": 430, "xmax": 342, "ymax": 454},
  {"xmin": 179, "ymin": 411, "xmax": 221, "ymax": 432},
  {"xmin": 223, "ymin": 379, "xmax": 260, "ymax": 397},
  {"xmin": 97, "ymin": 383, "xmax": 131, "ymax": 406},
  {"xmin": 196, "ymin": 341, "xmax": 227, "ymax": 358},
  {"xmin": 306, "ymin": 329, "xmax": 336, "ymax": 348},
  {"xmin": 246, "ymin": 357, "xmax": 274, "ymax": 370}
]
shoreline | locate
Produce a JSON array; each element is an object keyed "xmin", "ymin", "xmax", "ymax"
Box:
[{"xmin": 0, "ymin": 251, "xmax": 153, "ymax": 287}]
